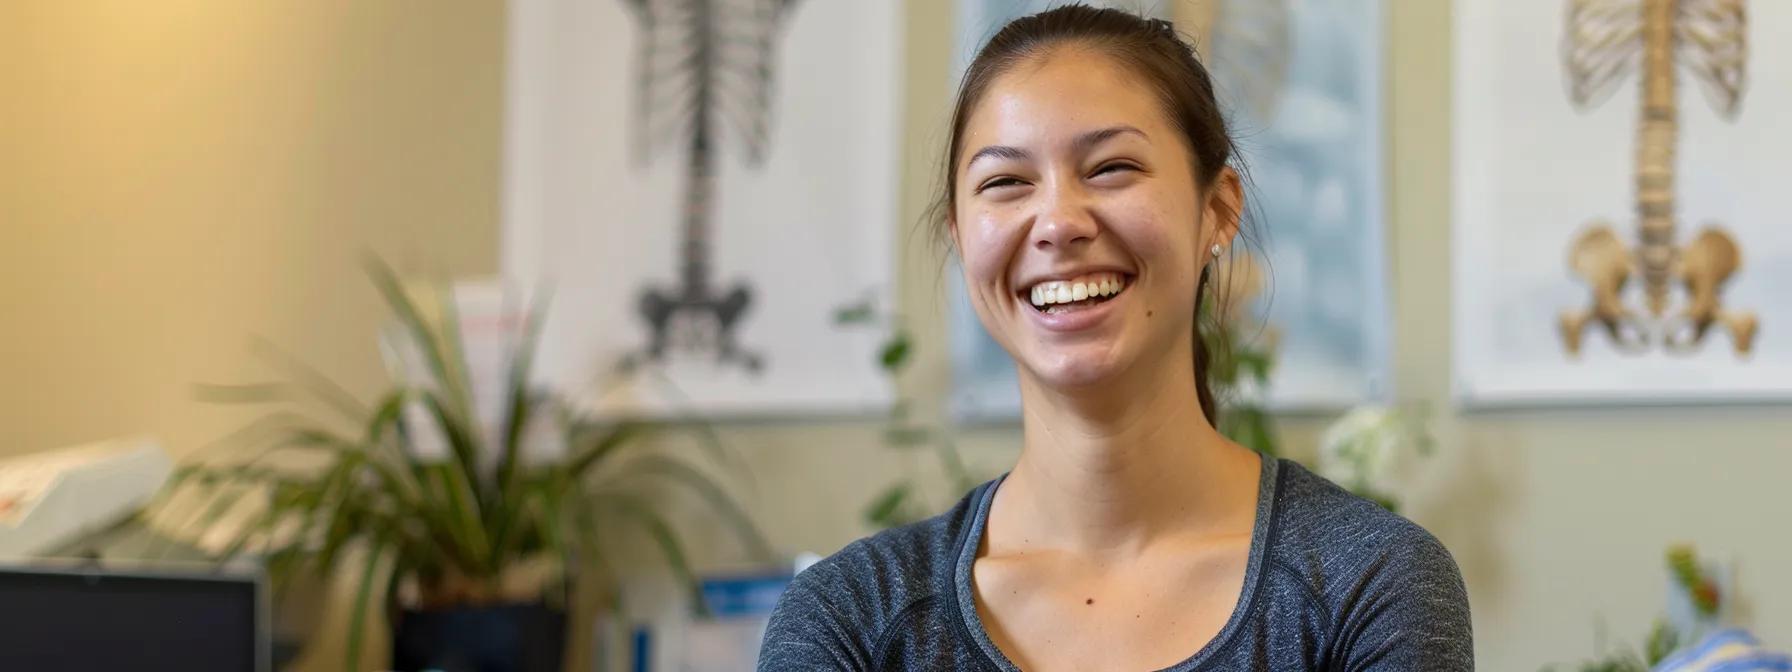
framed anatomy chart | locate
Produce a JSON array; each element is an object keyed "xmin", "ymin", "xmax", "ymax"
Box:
[
  {"xmin": 1454, "ymin": 0, "xmax": 1790, "ymax": 405},
  {"xmin": 502, "ymin": 0, "xmax": 901, "ymax": 417}
]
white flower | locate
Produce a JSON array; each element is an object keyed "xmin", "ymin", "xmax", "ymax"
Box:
[{"xmin": 1316, "ymin": 406, "xmax": 1430, "ymax": 502}]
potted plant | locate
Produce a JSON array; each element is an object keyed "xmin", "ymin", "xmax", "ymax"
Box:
[
  {"xmin": 1540, "ymin": 545, "xmax": 1784, "ymax": 672},
  {"xmin": 157, "ymin": 258, "xmax": 767, "ymax": 671}
]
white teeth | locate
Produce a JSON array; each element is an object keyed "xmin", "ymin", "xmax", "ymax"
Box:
[{"xmin": 1024, "ymin": 274, "xmax": 1127, "ymax": 307}]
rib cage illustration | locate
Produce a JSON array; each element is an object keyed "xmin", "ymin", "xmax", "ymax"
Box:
[
  {"xmin": 1558, "ymin": 0, "xmax": 1757, "ymax": 356},
  {"xmin": 617, "ymin": 0, "xmax": 801, "ymax": 374}
]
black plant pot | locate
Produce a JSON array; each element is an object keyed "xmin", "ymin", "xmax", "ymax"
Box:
[{"xmin": 390, "ymin": 603, "xmax": 566, "ymax": 672}]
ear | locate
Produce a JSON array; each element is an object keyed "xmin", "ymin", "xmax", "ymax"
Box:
[{"xmin": 1203, "ymin": 166, "xmax": 1244, "ymax": 251}]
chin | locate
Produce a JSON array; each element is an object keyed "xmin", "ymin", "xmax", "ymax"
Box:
[{"xmin": 1020, "ymin": 343, "xmax": 1131, "ymax": 391}]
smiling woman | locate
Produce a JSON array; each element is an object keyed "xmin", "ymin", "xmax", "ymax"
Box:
[{"xmin": 758, "ymin": 5, "xmax": 1472, "ymax": 671}]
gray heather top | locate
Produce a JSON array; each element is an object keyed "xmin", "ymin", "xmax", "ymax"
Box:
[{"xmin": 758, "ymin": 457, "xmax": 1473, "ymax": 670}]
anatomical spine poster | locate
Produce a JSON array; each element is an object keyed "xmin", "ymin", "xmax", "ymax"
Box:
[
  {"xmin": 503, "ymin": 0, "xmax": 899, "ymax": 417},
  {"xmin": 1454, "ymin": 0, "xmax": 1791, "ymax": 404}
]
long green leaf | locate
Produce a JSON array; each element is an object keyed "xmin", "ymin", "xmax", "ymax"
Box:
[
  {"xmin": 247, "ymin": 337, "xmax": 368, "ymax": 422},
  {"xmin": 184, "ymin": 411, "xmax": 314, "ymax": 463},
  {"xmin": 364, "ymin": 257, "xmax": 508, "ymax": 572},
  {"xmin": 164, "ymin": 467, "xmax": 321, "ymax": 564},
  {"xmin": 324, "ymin": 394, "xmax": 476, "ymax": 530},
  {"xmin": 432, "ymin": 278, "xmax": 477, "ymax": 418},
  {"xmin": 681, "ymin": 418, "xmax": 752, "ymax": 483},
  {"xmin": 161, "ymin": 479, "xmax": 259, "ymax": 553},
  {"xmin": 432, "ymin": 282, "xmax": 501, "ymax": 525},
  {"xmin": 160, "ymin": 486, "xmax": 233, "ymax": 550},
  {"xmin": 363, "ymin": 389, "xmax": 413, "ymax": 449},
  {"xmin": 879, "ymin": 334, "xmax": 912, "ymax": 373},
  {"xmin": 345, "ymin": 543, "xmax": 387, "ymax": 672},
  {"xmin": 564, "ymin": 422, "xmax": 646, "ymax": 477},
  {"xmin": 531, "ymin": 480, "xmax": 568, "ymax": 569},
  {"xmin": 569, "ymin": 492, "xmax": 622, "ymax": 614},
  {"xmin": 358, "ymin": 389, "xmax": 429, "ymax": 501},
  {"xmin": 882, "ymin": 425, "xmax": 933, "ymax": 448},
  {"xmin": 423, "ymin": 462, "xmax": 491, "ymax": 572},
  {"xmin": 139, "ymin": 466, "xmax": 200, "ymax": 527},
  {"xmin": 190, "ymin": 382, "xmax": 290, "ymax": 404},
  {"xmin": 492, "ymin": 286, "xmax": 553, "ymax": 550},
  {"xmin": 364, "ymin": 257, "xmax": 461, "ymax": 405},
  {"xmin": 832, "ymin": 301, "xmax": 874, "ymax": 325},
  {"xmin": 624, "ymin": 367, "xmax": 747, "ymax": 475},
  {"xmin": 617, "ymin": 455, "xmax": 772, "ymax": 560},
  {"xmin": 864, "ymin": 482, "xmax": 913, "ymax": 529},
  {"xmin": 365, "ymin": 259, "xmax": 484, "ymax": 499},
  {"xmin": 630, "ymin": 370, "xmax": 749, "ymax": 476},
  {"xmin": 282, "ymin": 428, "xmax": 425, "ymax": 512},
  {"xmin": 417, "ymin": 391, "xmax": 490, "ymax": 518},
  {"xmin": 933, "ymin": 435, "xmax": 977, "ymax": 492},
  {"xmin": 309, "ymin": 456, "xmax": 374, "ymax": 574},
  {"xmin": 331, "ymin": 490, "xmax": 431, "ymax": 581},
  {"xmin": 211, "ymin": 498, "xmax": 290, "ymax": 564},
  {"xmin": 262, "ymin": 543, "xmax": 312, "ymax": 587},
  {"xmin": 214, "ymin": 442, "xmax": 432, "ymax": 579},
  {"xmin": 597, "ymin": 492, "xmax": 704, "ymax": 615}
]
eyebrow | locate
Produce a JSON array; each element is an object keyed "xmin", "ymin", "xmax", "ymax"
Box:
[
  {"xmin": 964, "ymin": 125, "xmax": 1149, "ymax": 170},
  {"xmin": 1072, "ymin": 125, "xmax": 1148, "ymax": 154}
]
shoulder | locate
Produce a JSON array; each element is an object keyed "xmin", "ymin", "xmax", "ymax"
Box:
[
  {"xmin": 1267, "ymin": 459, "xmax": 1463, "ymax": 588},
  {"xmin": 777, "ymin": 494, "xmax": 971, "ymax": 621},
  {"xmin": 1262, "ymin": 459, "xmax": 1474, "ymax": 668},
  {"xmin": 758, "ymin": 480, "xmax": 990, "ymax": 669}
]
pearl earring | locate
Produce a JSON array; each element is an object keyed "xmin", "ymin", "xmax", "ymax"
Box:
[{"xmin": 1211, "ymin": 243, "xmax": 1224, "ymax": 258}]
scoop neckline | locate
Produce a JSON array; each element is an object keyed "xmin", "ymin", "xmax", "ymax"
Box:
[{"xmin": 950, "ymin": 454, "xmax": 1282, "ymax": 671}]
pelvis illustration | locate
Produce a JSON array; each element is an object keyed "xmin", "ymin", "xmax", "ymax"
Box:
[
  {"xmin": 1559, "ymin": 0, "xmax": 1757, "ymax": 356},
  {"xmin": 617, "ymin": 0, "xmax": 801, "ymax": 374}
]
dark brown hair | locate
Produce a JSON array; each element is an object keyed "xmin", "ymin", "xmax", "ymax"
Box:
[{"xmin": 935, "ymin": 4, "xmax": 1246, "ymax": 423}]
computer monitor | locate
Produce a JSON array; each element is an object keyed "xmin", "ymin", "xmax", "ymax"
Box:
[{"xmin": 0, "ymin": 561, "xmax": 267, "ymax": 671}]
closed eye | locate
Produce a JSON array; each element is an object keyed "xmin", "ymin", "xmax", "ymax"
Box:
[
  {"xmin": 1091, "ymin": 161, "xmax": 1139, "ymax": 178},
  {"xmin": 975, "ymin": 176, "xmax": 1027, "ymax": 194}
]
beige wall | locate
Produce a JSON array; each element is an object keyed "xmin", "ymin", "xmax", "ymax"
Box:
[
  {"xmin": 5, "ymin": 1, "xmax": 1790, "ymax": 671},
  {"xmin": 1, "ymin": 0, "xmax": 502, "ymax": 458}
]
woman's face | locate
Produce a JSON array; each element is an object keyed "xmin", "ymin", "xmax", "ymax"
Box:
[{"xmin": 952, "ymin": 49, "xmax": 1237, "ymax": 392}]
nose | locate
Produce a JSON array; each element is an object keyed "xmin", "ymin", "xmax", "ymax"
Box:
[{"xmin": 1030, "ymin": 179, "xmax": 1097, "ymax": 251}]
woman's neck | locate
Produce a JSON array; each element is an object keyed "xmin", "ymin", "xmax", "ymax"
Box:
[{"xmin": 998, "ymin": 360, "xmax": 1258, "ymax": 560}]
